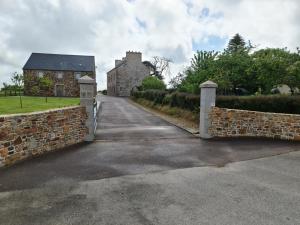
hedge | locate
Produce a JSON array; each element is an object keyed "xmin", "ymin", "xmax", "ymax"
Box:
[
  {"xmin": 216, "ymin": 95, "xmax": 300, "ymax": 114},
  {"xmin": 131, "ymin": 90, "xmax": 300, "ymax": 114}
]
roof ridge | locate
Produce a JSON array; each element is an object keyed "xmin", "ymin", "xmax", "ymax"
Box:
[{"xmin": 31, "ymin": 52, "xmax": 95, "ymax": 57}]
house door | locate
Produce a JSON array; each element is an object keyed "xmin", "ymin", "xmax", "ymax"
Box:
[{"xmin": 55, "ymin": 85, "xmax": 64, "ymax": 97}]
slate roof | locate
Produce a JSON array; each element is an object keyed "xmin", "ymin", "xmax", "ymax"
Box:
[
  {"xmin": 142, "ymin": 61, "xmax": 155, "ymax": 70},
  {"xmin": 23, "ymin": 53, "xmax": 95, "ymax": 72}
]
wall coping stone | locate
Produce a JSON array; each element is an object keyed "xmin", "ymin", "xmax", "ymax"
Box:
[
  {"xmin": 78, "ymin": 75, "xmax": 96, "ymax": 84},
  {"xmin": 214, "ymin": 107, "xmax": 300, "ymax": 117},
  {"xmin": 0, "ymin": 105, "xmax": 83, "ymax": 118},
  {"xmin": 199, "ymin": 80, "xmax": 218, "ymax": 88}
]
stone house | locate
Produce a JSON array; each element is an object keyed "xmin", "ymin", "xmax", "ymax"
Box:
[
  {"xmin": 23, "ymin": 53, "xmax": 96, "ymax": 97},
  {"xmin": 107, "ymin": 51, "xmax": 154, "ymax": 97}
]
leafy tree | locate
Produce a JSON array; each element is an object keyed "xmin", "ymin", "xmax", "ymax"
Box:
[
  {"xmin": 31, "ymin": 86, "xmax": 40, "ymax": 96},
  {"xmin": 251, "ymin": 48, "xmax": 300, "ymax": 93},
  {"xmin": 141, "ymin": 76, "xmax": 166, "ymax": 90},
  {"xmin": 286, "ymin": 61, "xmax": 300, "ymax": 94},
  {"xmin": 11, "ymin": 72, "xmax": 24, "ymax": 108},
  {"xmin": 178, "ymin": 51, "xmax": 218, "ymax": 94},
  {"xmin": 39, "ymin": 76, "xmax": 53, "ymax": 102},
  {"xmin": 216, "ymin": 50, "xmax": 256, "ymax": 94},
  {"xmin": 173, "ymin": 34, "xmax": 300, "ymax": 96},
  {"xmin": 2, "ymin": 82, "xmax": 9, "ymax": 96}
]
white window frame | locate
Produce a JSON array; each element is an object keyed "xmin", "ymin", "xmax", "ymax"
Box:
[
  {"xmin": 56, "ymin": 72, "xmax": 64, "ymax": 79},
  {"xmin": 38, "ymin": 71, "xmax": 44, "ymax": 78},
  {"xmin": 74, "ymin": 72, "xmax": 81, "ymax": 80}
]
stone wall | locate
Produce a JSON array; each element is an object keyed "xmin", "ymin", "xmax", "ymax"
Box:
[
  {"xmin": 107, "ymin": 69, "xmax": 117, "ymax": 96},
  {"xmin": 24, "ymin": 70, "xmax": 95, "ymax": 97},
  {"xmin": 0, "ymin": 106, "xmax": 88, "ymax": 167},
  {"xmin": 107, "ymin": 52, "xmax": 151, "ymax": 97},
  {"xmin": 209, "ymin": 107, "xmax": 300, "ymax": 141}
]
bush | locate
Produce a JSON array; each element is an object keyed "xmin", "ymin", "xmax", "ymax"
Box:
[
  {"xmin": 102, "ymin": 90, "xmax": 107, "ymax": 95},
  {"xmin": 216, "ymin": 95, "xmax": 300, "ymax": 114},
  {"xmin": 141, "ymin": 76, "xmax": 166, "ymax": 90},
  {"xmin": 132, "ymin": 89, "xmax": 167, "ymax": 104},
  {"xmin": 31, "ymin": 86, "xmax": 40, "ymax": 96},
  {"xmin": 169, "ymin": 92, "xmax": 199, "ymax": 111},
  {"xmin": 132, "ymin": 90, "xmax": 300, "ymax": 114}
]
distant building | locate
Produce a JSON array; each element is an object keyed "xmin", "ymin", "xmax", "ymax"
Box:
[
  {"xmin": 107, "ymin": 51, "xmax": 154, "ymax": 97},
  {"xmin": 23, "ymin": 53, "xmax": 96, "ymax": 97}
]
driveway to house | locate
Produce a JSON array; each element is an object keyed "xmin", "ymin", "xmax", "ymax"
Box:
[{"xmin": 1, "ymin": 95, "xmax": 300, "ymax": 225}]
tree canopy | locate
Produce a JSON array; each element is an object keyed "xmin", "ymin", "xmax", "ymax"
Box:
[
  {"xmin": 174, "ymin": 34, "xmax": 300, "ymax": 95},
  {"xmin": 141, "ymin": 76, "xmax": 166, "ymax": 90}
]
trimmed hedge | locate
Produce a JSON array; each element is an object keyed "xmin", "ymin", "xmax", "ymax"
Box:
[
  {"xmin": 216, "ymin": 95, "xmax": 300, "ymax": 114},
  {"xmin": 131, "ymin": 90, "xmax": 300, "ymax": 114}
]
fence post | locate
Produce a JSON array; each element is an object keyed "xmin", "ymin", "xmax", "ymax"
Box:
[
  {"xmin": 79, "ymin": 75, "xmax": 96, "ymax": 142},
  {"xmin": 199, "ymin": 80, "xmax": 218, "ymax": 139}
]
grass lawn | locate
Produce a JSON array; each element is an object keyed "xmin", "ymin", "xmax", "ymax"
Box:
[{"xmin": 0, "ymin": 96, "xmax": 80, "ymax": 115}]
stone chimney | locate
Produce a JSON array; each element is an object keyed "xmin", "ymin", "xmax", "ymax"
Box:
[
  {"xmin": 125, "ymin": 51, "xmax": 142, "ymax": 62},
  {"xmin": 115, "ymin": 60, "xmax": 122, "ymax": 67}
]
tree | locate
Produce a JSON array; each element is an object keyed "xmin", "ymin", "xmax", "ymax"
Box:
[
  {"xmin": 141, "ymin": 76, "xmax": 166, "ymax": 90},
  {"xmin": 286, "ymin": 61, "xmax": 300, "ymax": 95},
  {"xmin": 11, "ymin": 72, "xmax": 24, "ymax": 108},
  {"xmin": 2, "ymin": 82, "xmax": 9, "ymax": 96},
  {"xmin": 251, "ymin": 48, "xmax": 300, "ymax": 94},
  {"xmin": 31, "ymin": 86, "xmax": 40, "ymax": 96},
  {"xmin": 177, "ymin": 51, "xmax": 218, "ymax": 94},
  {"xmin": 227, "ymin": 33, "xmax": 246, "ymax": 53},
  {"xmin": 169, "ymin": 73, "xmax": 185, "ymax": 89},
  {"xmin": 39, "ymin": 76, "xmax": 53, "ymax": 103},
  {"xmin": 151, "ymin": 56, "xmax": 172, "ymax": 80}
]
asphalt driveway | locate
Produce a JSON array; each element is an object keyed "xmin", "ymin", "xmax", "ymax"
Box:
[{"xmin": 0, "ymin": 95, "xmax": 300, "ymax": 225}]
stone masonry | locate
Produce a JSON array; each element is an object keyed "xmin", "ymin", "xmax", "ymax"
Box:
[
  {"xmin": 0, "ymin": 106, "xmax": 87, "ymax": 167},
  {"xmin": 107, "ymin": 51, "xmax": 153, "ymax": 97},
  {"xmin": 24, "ymin": 70, "xmax": 95, "ymax": 97},
  {"xmin": 209, "ymin": 107, "xmax": 300, "ymax": 141}
]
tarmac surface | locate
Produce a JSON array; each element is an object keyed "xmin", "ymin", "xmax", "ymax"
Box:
[{"xmin": 0, "ymin": 95, "xmax": 300, "ymax": 225}]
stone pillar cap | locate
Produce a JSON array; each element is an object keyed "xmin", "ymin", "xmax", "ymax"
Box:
[
  {"xmin": 78, "ymin": 75, "xmax": 95, "ymax": 84},
  {"xmin": 199, "ymin": 80, "xmax": 218, "ymax": 88}
]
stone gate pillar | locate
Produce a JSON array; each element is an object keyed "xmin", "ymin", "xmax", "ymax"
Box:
[
  {"xmin": 199, "ymin": 80, "xmax": 218, "ymax": 139},
  {"xmin": 79, "ymin": 75, "xmax": 96, "ymax": 142}
]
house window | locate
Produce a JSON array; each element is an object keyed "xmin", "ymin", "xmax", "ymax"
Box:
[
  {"xmin": 38, "ymin": 71, "xmax": 44, "ymax": 78},
  {"xmin": 74, "ymin": 72, "xmax": 81, "ymax": 80},
  {"xmin": 56, "ymin": 72, "xmax": 63, "ymax": 79}
]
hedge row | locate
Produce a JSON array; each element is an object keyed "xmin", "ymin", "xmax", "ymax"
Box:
[
  {"xmin": 216, "ymin": 95, "xmax": 300, "ymax": 114},
  {"xmin": 131, "ymin": 90, "xmax": 300, "ymax": 114},
  {"xmin": 131, "ymin": 90, "xmax": 200, "ymax": 111}
]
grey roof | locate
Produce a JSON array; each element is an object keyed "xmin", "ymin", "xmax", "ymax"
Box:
[
  {"xmin": 143, "ymin": 61, "xmax": 155, "ymax": 70},
  {"xmin": 23, "ymin": 53, "xmax": 95, "ymax": 72}
]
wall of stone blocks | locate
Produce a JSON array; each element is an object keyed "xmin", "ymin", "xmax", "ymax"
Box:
[
  {"xmin": 209, "ymin": 107, "xmax": 300, "ymax": 141},
  {"xmin": 24, "ymin": 70, "xmax": 95, "ymax": 97},
  {"xmin": 0, "ymin": 106, "xmax": 88, "ymax": 167}
]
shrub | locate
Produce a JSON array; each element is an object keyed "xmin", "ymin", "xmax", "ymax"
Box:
[
  {"xmin": 31, "ymin": 86, "xmax": 40, "ymax": 96},
  {"xmin": 216, "ymin": 95, "xmax": 300, "ymax": 114},
  {"xmin": 102, "ymin": 90, "xmax": 107, "ymax": 95},
  {"xmin": 169, "ymin": 92, "xmax": 199, "ymax": 111},
  {"xmin": 132, "ymin": 90, "xmax": 167, "ymax": 104},
  {"xmin": 132, "ymin": 90, "xmax": 300, "ymax": 114},
  {"xmin": 141, "ymin": 76, "xmax": 166, "ymax": 90}
]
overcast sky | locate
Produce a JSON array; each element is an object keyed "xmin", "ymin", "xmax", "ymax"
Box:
[{"xmin": 0, "ymin": 0, "xmax": 299, "ymax": 89}]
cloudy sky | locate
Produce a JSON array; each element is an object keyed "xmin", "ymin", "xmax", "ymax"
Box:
[{"xmin": 0, "ymin": 0, "xmax": 299, "ymax": 89}]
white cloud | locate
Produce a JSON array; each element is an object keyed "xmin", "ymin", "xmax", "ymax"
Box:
[{"xmin": 0, "ymin": 0, "xmax": 299, "ymax": 89}]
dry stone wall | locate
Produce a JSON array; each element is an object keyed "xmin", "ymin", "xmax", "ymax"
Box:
[
  {"xmin": 209, "ymin": 107, "xmax": 300, "ymax": 141},
  {"xmin": 0, "ymin": 106, "xmax": 87, "ymax": 167}
]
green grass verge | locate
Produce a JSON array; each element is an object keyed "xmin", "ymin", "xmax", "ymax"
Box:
[
  {"xmin": 0, "ymin": 96, "xmax": 80, "ymax": 115},
  {"xmin": 133, "ymin": 98, "xmax": 199, "ymax": 124}
]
